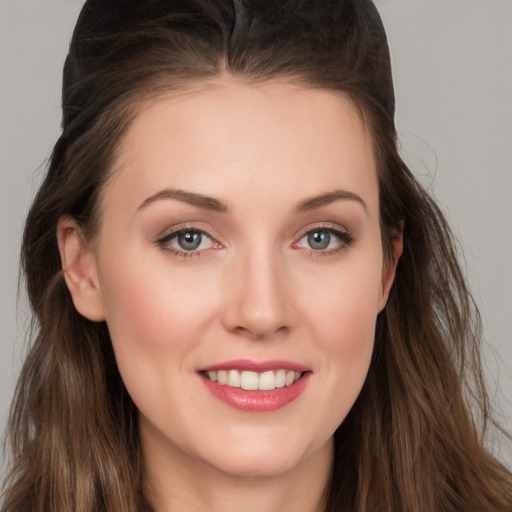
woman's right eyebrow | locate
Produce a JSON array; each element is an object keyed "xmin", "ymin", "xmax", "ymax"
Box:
[{"xmin": 137, "ymin": 188, "xmax": 230, "ymax": 213}]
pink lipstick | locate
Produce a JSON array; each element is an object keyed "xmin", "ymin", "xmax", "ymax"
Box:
[{"xmin": 198, "ymin": 360, "xmax": 311, "ymax": 412}]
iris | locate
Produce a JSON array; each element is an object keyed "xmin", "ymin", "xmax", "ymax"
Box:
[{"xmin": 308, "ymin": 231, "xmax": 331, "ymax": 250}]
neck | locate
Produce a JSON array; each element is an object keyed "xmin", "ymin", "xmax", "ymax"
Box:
[{"xmin": 141, "ymin": 421, "xmax": 333, "ymax": 512}]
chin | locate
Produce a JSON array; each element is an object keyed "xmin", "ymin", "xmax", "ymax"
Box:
[
  {"xmin": 198, "ymin": 429, "xmax": 330, "ymax": 479},
  {"xmin": 207, "ymin": 449, "xmax": 305, "ymax": 478}
]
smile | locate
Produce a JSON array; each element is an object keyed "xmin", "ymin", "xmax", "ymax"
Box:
[
  {"xmin": 203, "ymin": 369, "xmax": 303, "ymax": 391},
  {"xmin": 198, "ymin": 361, "xmax": 311, "ymax": 412}
]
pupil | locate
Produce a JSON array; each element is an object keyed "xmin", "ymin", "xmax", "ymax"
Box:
[
  {"xmin": 178, "ymin": 231, "xmax": 202, "ymax": 250},
  {"xmin": 308, "ymin": 231, "xmax": 331, "ymax": 250}
]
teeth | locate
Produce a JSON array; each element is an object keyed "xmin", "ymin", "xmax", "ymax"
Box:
[
  {"xmin": 217, "ymin": 370, "xmax": 228, "ymax": 385},
  {"xmin": 205, "ymin": 369, "xmax": 303, "ymax": 390},
  {"xmin": 275, "ymin": 369, "xmax": 286, "ymax": 388},
  {"xmin": 285, "ymin": 370, "xmax": 295, "ymax": 386},
  {"xmin": 240, "ymin": 371, "xmax": 259, "ymax": 390},
  {"xmin": 258, "ymin": 371, "xmax": 275, "ymax": 391},
  {"xmin": 227, "ymin": 369, "xmax": 241, "ymax": 387}
]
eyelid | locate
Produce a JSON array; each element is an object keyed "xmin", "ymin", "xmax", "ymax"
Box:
[
  {"xmin": 154, "ymin": 222, "xmax": 354, "ymax": 259},
  {"xmin": 156, "ymin": 222, "xmax": 221, "ymax": 243},
  {"xmin": 292, "ymin": 223, "xmax": 355, "ymax": 253},
  {"xmin": 155, "ymin": 224, "xmax": 223, "ymax": 258}
]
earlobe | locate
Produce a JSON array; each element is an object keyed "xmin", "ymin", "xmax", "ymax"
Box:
[
  {"xmin": 378, "ymin": 221, "xmax": 404, "ymax": 311},
  {"xmin": 57, "ymin": 216, "xmax": 106, "ymax": 322}
]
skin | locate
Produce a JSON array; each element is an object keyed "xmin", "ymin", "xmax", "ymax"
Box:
[{"xmin": 58, "ymin": 79, "xmax": 402, "ymax": 512}]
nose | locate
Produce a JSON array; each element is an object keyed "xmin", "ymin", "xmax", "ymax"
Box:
[{"xmin": 221, "ymin": 246, "xmax": 293, "ymax": 340}]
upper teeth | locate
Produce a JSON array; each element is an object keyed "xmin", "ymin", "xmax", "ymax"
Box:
[{"xmin": 206, "ymin": 369, "xmax": 302, "ymax": 391}]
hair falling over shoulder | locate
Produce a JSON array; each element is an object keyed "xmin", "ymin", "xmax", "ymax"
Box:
[{"xmin": 2, "ymin": 1, "xmax": 512, "ymax": 511}]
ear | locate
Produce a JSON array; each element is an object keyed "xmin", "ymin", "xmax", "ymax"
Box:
[
  {"xmin": 378, "ymin": 221, "xmax": 404, "ymax": 312},
  {"xmin": 57, "ymin": 216, "xmax": 105, "ymax": 322}
]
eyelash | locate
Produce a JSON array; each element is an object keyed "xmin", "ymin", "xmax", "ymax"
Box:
[
  {"xmin": 156, "ymin": 225, "xmax": 220, "ymax": 260},
  {"xmin": 156, "ymin": 224, "xmax": 354, "ymax": 259},
  {"xmin": 293, "ymin": 225, "xmax": 355, "ymax": 257}
]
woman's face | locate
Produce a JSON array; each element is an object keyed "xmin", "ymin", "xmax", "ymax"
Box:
[{"xmin": 62, "ymin": 80, "xmax": 399, "ymax": 479}]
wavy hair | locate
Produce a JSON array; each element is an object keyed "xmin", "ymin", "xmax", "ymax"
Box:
[{"xmin": 3, "ymin": 1, "xmax": 512, "ymax": 511}]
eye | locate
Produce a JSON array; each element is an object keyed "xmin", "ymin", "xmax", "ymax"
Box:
[
  {"xmin": 295, "ymin": 227, "xmax": 354, "ymax": 253},
  {"xmin": 306, "ymin": 231, "xmax": 334, "ymax": 250},
  {"xmin": 174, "ymin": 230, "xmax": 208, "ymax": 251},
  {"xmin": 157, "ymin": 228, "xmax": 219, "ymax": 256}
]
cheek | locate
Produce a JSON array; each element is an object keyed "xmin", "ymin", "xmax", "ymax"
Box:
[
  {"xmin": 303, "ymin": 258, "xmax": 382, "ymax": 345},
  {"xmin": 97, "ymin": 253, "xmax": 224, "ymax": 421},
  {"xmin": 282, "ymin": 256, "xmax": 382, "ymax": 446},
  {"xmin": 300, "ymin": 255, "xmax": 382, "ymax": 395},
  {"xmin": 100, "ymin": 255, "xmax": 216, "ymax": 348},
  {"xmin": 96, "ymin": 249, "xmax": 222, "ymax": 404}
]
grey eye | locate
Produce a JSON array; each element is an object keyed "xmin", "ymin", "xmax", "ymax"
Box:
[
  {"xmin": 177, "ymin": 231, "xmax": 203, "ymax": 250},
  {"xmin": 307, "ymin": 231, "xmax": 331, "ymax": 250},
  {"xmin": 157, "ymin": 228, "xmax": 216, "ymax": 255}
]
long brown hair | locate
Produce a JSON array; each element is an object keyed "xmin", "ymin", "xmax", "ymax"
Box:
[{"xmin": 3, "ymin": 1, "xmax": 511, "ymax": 511}]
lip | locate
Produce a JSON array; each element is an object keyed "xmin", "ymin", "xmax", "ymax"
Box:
[
  {"xmin": 199, "ymin": 368, "xmax": 311, "ymax": 413},
  {"xmin": 199, "ymin": 359, "xmax": 310, "ymax": 373}
]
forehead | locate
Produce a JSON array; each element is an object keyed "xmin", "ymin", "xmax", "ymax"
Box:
[{"xmin": 103, "ymin": 80, "xmax": 378, "ymax": 218}]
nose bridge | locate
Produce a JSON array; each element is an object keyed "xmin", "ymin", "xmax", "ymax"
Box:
[{"xmin": 222, "ymin": 239, "xmax": 291, "ymax": 338}]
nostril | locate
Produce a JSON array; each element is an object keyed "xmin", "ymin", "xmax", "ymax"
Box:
[
  {"xmin": 230, "ymin": 323, "xmax": 289, "ymax": 340},
  {"xmin": 220, "ymin": 268, "xmax": 293, "ymax": 338}
]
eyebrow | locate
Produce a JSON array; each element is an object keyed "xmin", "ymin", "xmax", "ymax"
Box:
[
  {"xmin": 296, "ymin": 190, "xmax": 368, "ymax": 215},
  {"xmin": 138, "ymin": 188, "xmax": 229, "ymax": 213},
  {"xmin": 137, "ymin": 187, "xmax": 367, "ymax": 215}
]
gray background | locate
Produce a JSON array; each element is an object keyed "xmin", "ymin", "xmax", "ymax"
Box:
[{"xmin": 1, "ymin": 1, "xmax": 511, "ymax": 468}]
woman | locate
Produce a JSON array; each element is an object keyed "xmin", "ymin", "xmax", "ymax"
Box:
[{"xmin": 2, "ymin": 1, "xmax": 511, "ymax": 511}]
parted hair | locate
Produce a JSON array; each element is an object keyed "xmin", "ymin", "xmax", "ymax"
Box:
[{"xmin": 2, "ymin": 1, "xmax": 512, "ymax": 511}]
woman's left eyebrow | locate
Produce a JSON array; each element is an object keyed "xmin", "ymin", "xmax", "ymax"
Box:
[{"xmin": 295, "ymin": 190, "xmax": 368, "ymax": 215}]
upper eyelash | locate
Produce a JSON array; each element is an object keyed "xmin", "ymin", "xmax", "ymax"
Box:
[
  {"xmin": 296, "ymin": 226, "xmax": 355, "ymax": 248},
  {"xmin": 156, "ymin": 226, "xmax": 197, "ymax": 245},
  {"xmin": 155, "ymin": 226, "xmax": 217, "ymax": 259},
  {"xmin": 155, "ymin": 225, "xmax": 354, "ymax": 258}
]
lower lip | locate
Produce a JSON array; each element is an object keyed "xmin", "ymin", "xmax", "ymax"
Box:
[{"xmin": 200, "ymin": 373, "xmax": 311, "ymax": 412}]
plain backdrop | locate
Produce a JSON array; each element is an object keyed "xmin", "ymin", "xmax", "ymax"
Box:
[{"xmin": 1, "ymin": 0, "xmax": 511, "ymax": 468}]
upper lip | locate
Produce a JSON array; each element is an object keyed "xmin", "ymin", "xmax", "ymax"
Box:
[{"xmin": 198, "ymin": 359, "xmax": 310, "ymax": 373}]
